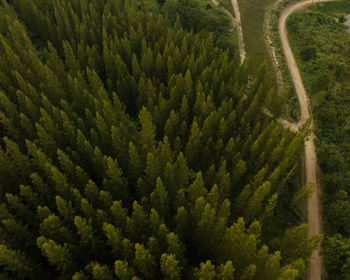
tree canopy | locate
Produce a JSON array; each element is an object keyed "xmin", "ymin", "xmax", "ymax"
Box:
[{"xmin": 0, "ymin": 0, "xmax": 317, "ymax": 279}]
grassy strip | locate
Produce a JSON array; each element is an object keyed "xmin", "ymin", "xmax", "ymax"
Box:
[
  {"xmin": 238, "ymin": 0, "xmax": 277, "ymax": 88},
  {"xmin": 265, "ymin": 0, "xmax": 302, "ymax": 121},
  {"xmin": 238, "ymin": 0, "xmax": 303, "ymax": 120}
]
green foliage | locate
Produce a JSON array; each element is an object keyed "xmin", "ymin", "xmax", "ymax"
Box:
[
  {"xmin": 217, "ymin": 0, "xmax": 235, "ymax": 17},
  {"xmin": 291, "ymin": 182, "xmax": 314, "ymax": 214},
  {"xmin": 0, "ymin": 0, "xmax": 312, "ymax": 279},
  {"xmin": 160, "ymin": 253, "xmax": 182, "ymax": 280},
  {"xmin": 0, "ymin": 245, "xmax": 33, "ymax": 279},
  {"xmin": 163, "ymin": 0, "xmax": 236, "ymax": 53},
  {"xmin": 300, "ymin": 46, "xmax": 316, "ymax": 61},
  {"xmin": 237, "ymin": 0, "xmax": 276, "ymax": 87},
  {"xmin": 287, "ymin": 2, "xmax": 350, "ymax": 278},
  {"xmin": 339, "ymin": 15, "xmax": 346, "ymax": 23},
  {"xmin": 323, "ymin": 234, "xmax": 350, "ymax": 280},
  {"xmin": 36, "ymin": 236, "xmax": 73, "ymax": 272}
]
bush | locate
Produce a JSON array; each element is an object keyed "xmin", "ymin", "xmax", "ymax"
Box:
[{"xmin": 300, "ymin": 46, "xmax": 316, "ymax": 61}]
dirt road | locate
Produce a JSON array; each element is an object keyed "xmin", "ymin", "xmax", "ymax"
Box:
[
  {"xmin": 279, "ymin": 1, "xmax": 333, "ymax": 279},
  {"xmin": 231, "ymin": 0, "xmax": 246, "ymax": 64}
]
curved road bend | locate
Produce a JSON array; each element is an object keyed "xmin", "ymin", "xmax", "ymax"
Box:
[{"xmin": 279, "ymin": 1, "xmax": 333, "ymax": 279}]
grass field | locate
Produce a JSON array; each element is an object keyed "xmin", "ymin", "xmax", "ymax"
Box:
[{"xmin": 238, "ymin": 0, "xmax": 277, "ymax": 88}]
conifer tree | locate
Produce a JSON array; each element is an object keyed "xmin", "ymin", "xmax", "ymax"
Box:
[{"xmin": 0, "ymin": 0, "xmax": 314, "ymax": 278}]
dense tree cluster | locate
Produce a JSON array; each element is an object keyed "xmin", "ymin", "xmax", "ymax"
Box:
[
  {"xmin": 287, "ymin": 2, "xmax": 350, "ymax": 279},
  {"xmin": 0, "ymin": 0, "xmax": 317, "ymax": 279},
  {"xmin": 162, "ymin": 0, "xmax": 235, "ymax": 53}
]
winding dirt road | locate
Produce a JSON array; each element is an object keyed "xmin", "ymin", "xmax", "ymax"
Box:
[
  {"xmin": 214, "ymin": 0, "xmax": 325, "ymax": 277},
  {"xmin": 279, "ymin": 1, "xmax": 333, "ymax": 279}
]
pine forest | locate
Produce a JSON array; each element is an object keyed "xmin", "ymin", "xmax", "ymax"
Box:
[{"xmin": 0, "ymin": 0, "xmax": 325, "ymax": 279}]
